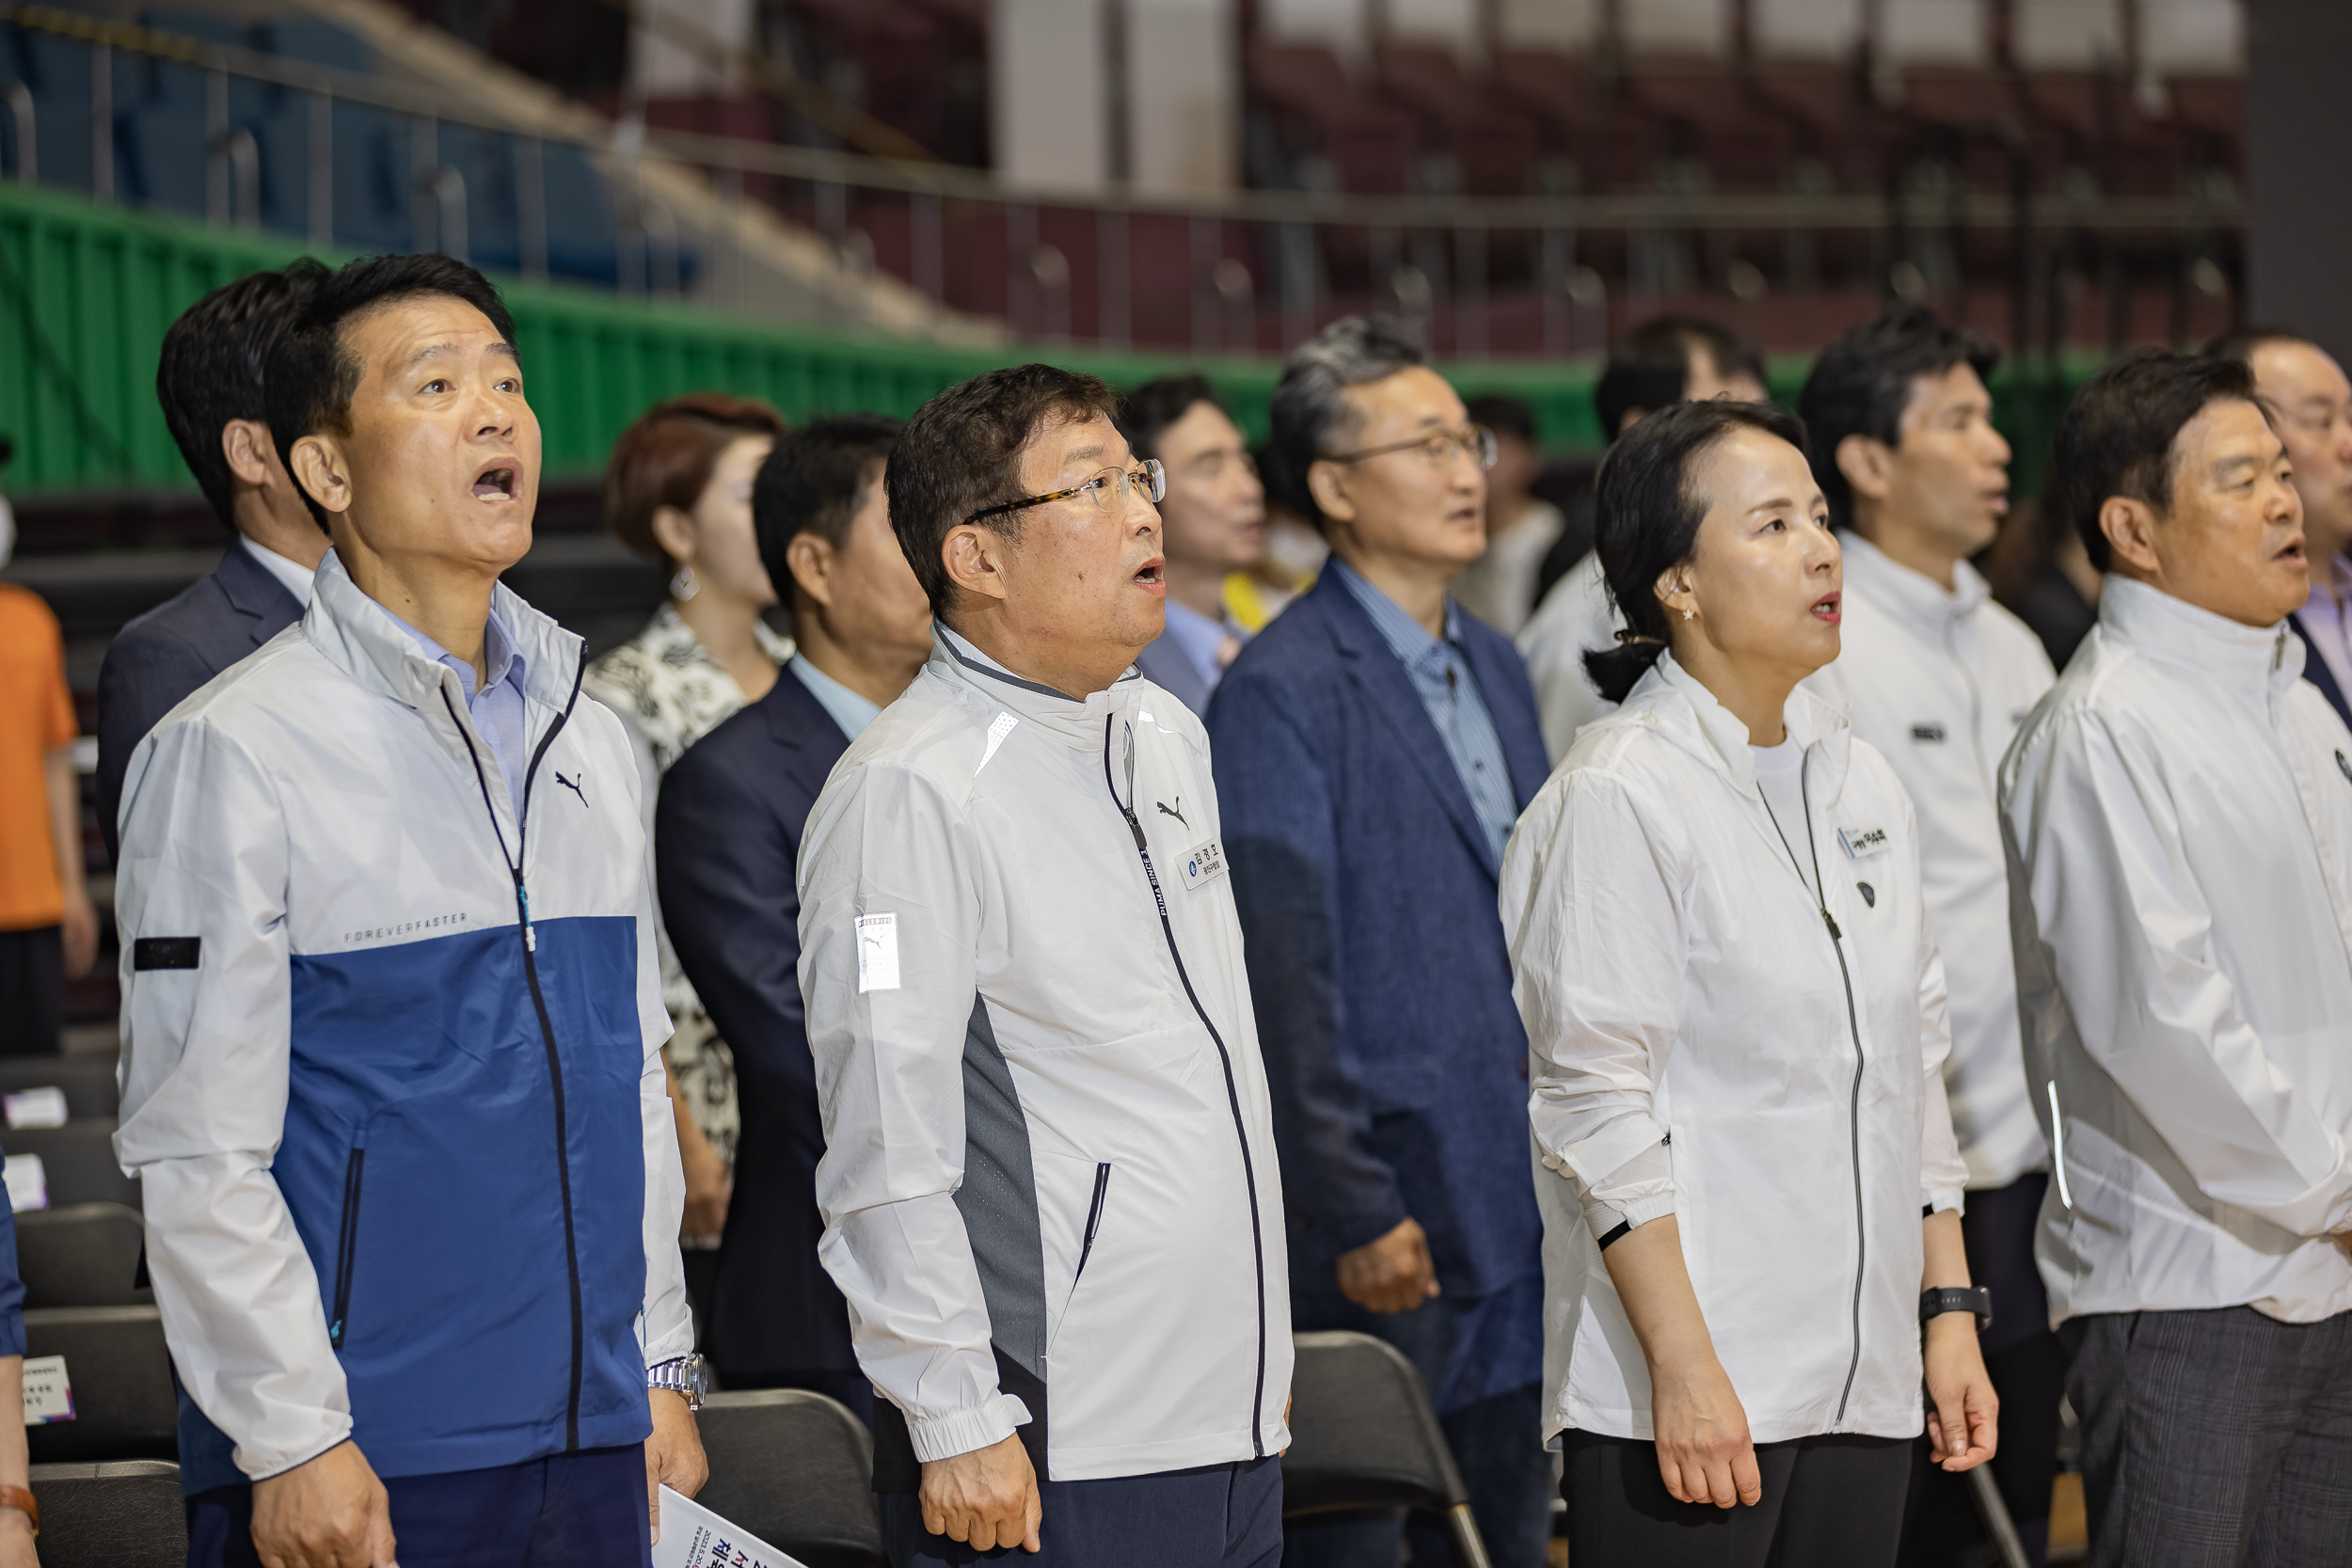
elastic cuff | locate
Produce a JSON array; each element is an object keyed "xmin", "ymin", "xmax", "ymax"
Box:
[
  {"xmin": 240, "ymin": 1423, "xmax": 357, "ymax": 1484},
  {"xmin": 1581, "ymin": 1190, "xmax": 1677, "ymax": 1246},
  {"xmin": 906, "ymin": 1394, "xmax": 1034, "ymax": 1464},
  {"xmin": 1924, "ymin": 1187, "xmax": 1965, "ymax": 1217}
]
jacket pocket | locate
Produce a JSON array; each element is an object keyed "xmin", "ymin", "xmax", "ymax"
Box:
[
  {"xmin": 1073, "ymin": 1164, "xmax": 1112, "ymax": 1290},
  {"xmin": 328, "ymin": 1133, "xmax": 367, "ymax": 1351}
]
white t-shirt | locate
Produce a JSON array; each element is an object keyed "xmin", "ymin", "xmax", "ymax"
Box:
[{"xmin": 1750, "ymin": 735, "xmax": 1818, "ymax": 903}]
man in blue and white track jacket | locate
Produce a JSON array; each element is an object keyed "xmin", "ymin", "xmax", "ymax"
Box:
[{"xmin": 114, "ymin": 255, "xmax": 705, "ymax": 1568}]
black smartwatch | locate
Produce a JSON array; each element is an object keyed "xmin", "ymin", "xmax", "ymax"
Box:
[{"xmin": 1919, "ymin": 1286, "xmax": 1992, "ymax": 1334}]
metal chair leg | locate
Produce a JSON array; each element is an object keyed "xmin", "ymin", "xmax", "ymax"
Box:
[
  {"xmin": 1444, "ymin": 1501, "xmax": 1493, "ymax": 1568},
  {"xmin": 1966, "ymin": 1463, "xmax": 2031, "ymax": 1568}
]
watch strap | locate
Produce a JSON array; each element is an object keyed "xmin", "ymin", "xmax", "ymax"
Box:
[
  {"xmin": 0, "ymin": 1483, "xmax": 38, "ymax": 1536},
  {"xmin": 1919, "ymin": 1286, "xmax": 1992, "ymax": 1334}
]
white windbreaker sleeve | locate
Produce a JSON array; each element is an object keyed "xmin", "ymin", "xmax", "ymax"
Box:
[
  {"xmin": 1912, "ymin": 898, "xmax": 1969, "ymax": 1217},
  {"xmin": 799, "ymin": 758, "xmax": 1031, "ymax": 1462},
  {"xmin": 112, "ymin": 720, "xmax": 353, "ymax": 1481},
  {"xmin": 2017, "ymin": 710, "xmax": 2352, "ymax": 1236},
  {"xmin": 1505, "ymin": 769, "xmax": 1685, "ymax": 1241},
  {"xmin": 630, "ymin": 768, "xmax": 693, "ymax": 1367}
]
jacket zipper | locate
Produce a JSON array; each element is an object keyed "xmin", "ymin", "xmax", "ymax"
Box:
[
  {"xmin": 1073, "ymin": 1163, "xmax": 1112, "ymax": 1288},
  {"xmin": 445, "ymin": 654, "xmax": 589, "ymax": 1450},
  {"xmin": 328, "ymin": 1135, "xmax": 366, "ymax": 1350},
  {"xmin": 1100, "ymin": 715, "xmax": 1269, "ymax": 1460},
  {"xmin": 1756, "ymin": 755, "xmax": 1870, "ymax": 1426}
]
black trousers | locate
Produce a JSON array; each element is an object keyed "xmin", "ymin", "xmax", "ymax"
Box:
[
  {"xmin": 1562, "ymin": 1430, "xmax": 1912, "ymax": 1568},
  {"xmin": 0, "ymin": 926, "xmax": 61, "ymax": 1057},
  {"xmin": 1899, "ymin": 1172, "xmax": 2070, "ymax": 1568}
]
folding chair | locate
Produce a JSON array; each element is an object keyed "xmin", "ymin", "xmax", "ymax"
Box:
[
  {"xmin": 23, "ymin": 1307, "xmax": 179, "ymax": 1465},
  {"xmin": 3, "ymin": 1122, "xmax": 138, "ymax": 1210},
  {"xmin": 1282, "ymin": 1330, "xmax": 1491, "ymax": 1568},
  {"xmin": 15, "ymin": 1202, "xmax": 150, "ymax": 1308},
  {"xmin": 0, "ymin": 1059, "xmax": 119, "ymax": 1122},
  {"xmin": 693, "ymin": 1388, "xmax": 886, "ymax": 1567},
  {"xmin": 25, "ymin": 1459, "xmax": 183, "ymax": 1568}
]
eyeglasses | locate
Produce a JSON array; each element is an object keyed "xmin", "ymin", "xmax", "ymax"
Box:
[
  {"xmin": 964, "ymin": 459, "xmax": 1168, "ymax": 525},
  {"xmin": 1324, "ymin": 425, "xmax": 1499, "ymax": 472}
]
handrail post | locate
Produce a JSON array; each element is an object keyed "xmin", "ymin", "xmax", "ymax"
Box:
[
  {"xmin": 1188, "ymin": 213, "xmax": 1216, "ymax": 356},
  {"xmin": 205, "ymin": 67, "xmax": 230, "ymax": 225},
  {"xmin": 89, "ymin": 43, "xmax": 111, "ymax": 202},
  {"xmin": 6, "ymin": 82, "xmax": 35, "ymax": 185},
  {"xmin": 308, "ymin": 90, "xmax": 332, "ymax": 248}
]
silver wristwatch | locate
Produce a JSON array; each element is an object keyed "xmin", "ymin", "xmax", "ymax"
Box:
[{"xmin": 648, "ymin": 1353, "xmax": 709, "ymax": 1411}]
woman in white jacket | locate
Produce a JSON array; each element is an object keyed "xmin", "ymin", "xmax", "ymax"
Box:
[{"xmin": 1499, "ymin": 400, "xmax": 1996, "ymax": 1564}]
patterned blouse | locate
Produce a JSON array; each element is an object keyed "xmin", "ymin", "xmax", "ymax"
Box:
[{"xmin": 583, "ymin": 602, "xmax": 793, "ymax": 1171}]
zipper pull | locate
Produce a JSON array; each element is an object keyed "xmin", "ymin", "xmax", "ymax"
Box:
[
  {"xmin": 1120, "ymin": 807, "xmax": 1149, "ymax": 853},
  {"xmin": 1821, "ymin": 907, "xmax": 1842, "ymax": 942},
  {"xmin": 517, "ymin": 879, "xmax": 536, "ymax": 953}
]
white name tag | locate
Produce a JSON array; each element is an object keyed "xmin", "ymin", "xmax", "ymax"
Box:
[
  {"xmin": 22, "ymin": 1354, "xmax": 72, "ymax": 1424},
  {"xmin": 1838, "ymin": 825, "xmax": 1891, "ymax": 860},
  {"xmin": 1179, "ymin": 839, "xmax": 1229, "ymax": 892},
  {"xmin": 855, "ymin": 913, "xmax": 901, "ymax": 994}
]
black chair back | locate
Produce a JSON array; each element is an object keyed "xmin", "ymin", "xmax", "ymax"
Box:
[
  {"xmin": 3, "ymin": 1122, "xmax": 138, "ymax": 1210},
  {"xmin": 694, "ymin": 1388, "xmax": 885, "ymax": 1568},
  {"xmin": 0, "ymin": 1059, "xmax": 119, "ymax": 1122},
  {"xmin": 25, "ymin": 1460, "xmax": 183, "ymax": 1568},
  {"xmin": 16, "ymin": 1203, "xmax": 150, "ymax": 1308},
  {"xmin": 24, "ymin": 1307, "xmax": 178, "ymax": 1465},
  {"xmin": 1282, "ymin": 1330, "xmax": 1492, "ymax": 1568}
]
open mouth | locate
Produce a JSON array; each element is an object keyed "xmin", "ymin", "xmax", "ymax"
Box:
[
  {"xmin": 1133, "ymin": 557, "xmax": 1166, "ymax": 591},
  {"xmin": 1812, "ymin": 592, "xmax": 1842, "ymax": 624},
  {"xmin": 472, "ymin": 465, "xmax": 516, "ymax": 502}
]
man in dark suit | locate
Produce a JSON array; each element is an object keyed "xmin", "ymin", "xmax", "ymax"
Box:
[
  {"xmin": 96, "ymin": 261, "xmax": 328, "ymax": 861},
  {"xmin": 655, "ymin": 414, "xmax": 931, "ymax": 1412},
  {"xmin": 1209, "ymin": 318, "xmax": 1553, "ymax": 1568},
  {"xmin": 2207, "ymin": 326, "xmax": 2352, "ymax": 728}
]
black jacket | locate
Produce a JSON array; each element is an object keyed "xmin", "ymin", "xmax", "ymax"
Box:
[
  {"xmin": 654, "ymin": 667, "xmax": 853, "ymax": 1377},
  {"xmin": 96, "ymin": 541, "xmax": 305, "ymax": 862}
]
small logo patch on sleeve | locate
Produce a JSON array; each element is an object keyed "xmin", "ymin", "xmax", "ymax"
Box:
[
  {"xmin": 132, "ymin": 938, "xmax": 200, "ymax": 971},
  {"xmin": 1910, "ymin": 723, "xmax": 1947, "ymax": 742}
]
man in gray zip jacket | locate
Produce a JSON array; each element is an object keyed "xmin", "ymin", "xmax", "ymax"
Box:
[{"xmin": 798, "ymin": 364, "xmax": 1292, "ymax": 1566}]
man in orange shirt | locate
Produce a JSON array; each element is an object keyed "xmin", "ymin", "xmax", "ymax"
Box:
[{"xmin": 0, "ymin": 477, "xmax": 98, "ymax": 1054}]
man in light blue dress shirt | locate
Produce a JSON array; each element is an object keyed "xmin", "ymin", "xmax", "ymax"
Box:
[{"xmin": 1116, "ymin": 375, "xmax": 1268, "ymax": 714}]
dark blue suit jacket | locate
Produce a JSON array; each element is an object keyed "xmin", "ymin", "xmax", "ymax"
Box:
[
  {"xmin": 96, "ymin": 542, "xmax": 304, "ymax": 862},
  {"xmin": 1205, "ymin": 571, "xmax": 1549, "ymax": 1311},
  {"xmin": 2291, "ymin": 613, "xmax": 2352, "ymax": 732},
  {"xmin": 653, "ymin": 667, "xmax": 854, "ymax": 1377}
]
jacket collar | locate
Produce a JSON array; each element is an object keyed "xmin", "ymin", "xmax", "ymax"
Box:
[
  {"xmin": 1627, "ymin": 649, "xmax": 1854, "ymax": 802},
  {"xmin": 932, "ymin": 624, "xmax": 1144, "ymax": 749},
  {"xmin": 304, "ymin": 549, "xmax": 584, "ymax": 717},
  {"xmin": 2097, "ymin": 573, "xmax": 2302, "ymax": 706},
  {"xmin": 1838, "ymin": 531, "xmax": 1989, "ymax": 626},
  {"xmin": 214, "ymin": 535, "xmax": 306, "ymax": 630}
]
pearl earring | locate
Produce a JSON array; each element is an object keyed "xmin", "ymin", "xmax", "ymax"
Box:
[{"xmin": 671, "ymin": 565, "xmax": 700, "ymax": 602}]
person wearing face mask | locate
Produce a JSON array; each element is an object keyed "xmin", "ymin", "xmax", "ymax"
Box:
[
  {"xmin": 584, "ymin": 394, "xmax": 788, "ymax": 1267},
  {"xmin": 98, "ymin": 261, "xmax": 329, "ymax": 865},
  {"xmin": 655, "ymin": 415, "xmax": 932, "ymax": 1416},
  {"xmin": 2003, "ymin": 352, "xmax": 2352, "ymax": 1567},
  {"xmin": 2205, "ymin": 327, "xmax": 2352, "ymax": 730},
  {"xmin": 1796, "ymin": 307, "xmax": 2061, "ymax": 1567},
  {"xmin": 1117, "ymin": 376, "xmax": 1267, "ymax": 717},
  {"xmin": 1502, "ymin": 398, "xmax": 1996, "ymax": 1566},
  {"xmin": 114, "ymin": 254, "xmax": 704, "ymax": 1567},
  {"xmin": 1211, "ymin": 318, "xmax": 1553, "ymax": 1568},
  {"xmin": 798, "ymin": 365, "xmax": 1290, "ymax": 1567},
  {"xmin": 1518, "ymin": 316, "xmax": 1770, "ymax": 759}
]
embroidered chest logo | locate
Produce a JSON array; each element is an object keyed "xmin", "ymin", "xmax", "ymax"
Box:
[
  {"xmin": 1911, "ymin": 723, "xmax": 1947, "ymax": 743},
  {"xmin": 1156, "ymin": 797, "xmax": 1189, "ymax": 829},
  {"xmin": 553, "ymin": 769, "xmax": 588, "ymax": 806}
]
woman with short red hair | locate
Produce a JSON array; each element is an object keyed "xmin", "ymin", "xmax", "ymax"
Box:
[{"xmin": 585, "ymin": 391, "xmax": 787, "ymax": 1260}]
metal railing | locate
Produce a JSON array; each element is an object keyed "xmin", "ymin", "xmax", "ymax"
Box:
[{"xmin": 0, "ymin": 4, "xmax": 2246, "ymax": 357}]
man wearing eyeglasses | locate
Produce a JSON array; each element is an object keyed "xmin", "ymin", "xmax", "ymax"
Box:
[
  {"xmin": 797, "ymin": 364, "xmax": 1292, "ymax": 1568},
  {"xmin": 1207, "ymin": 317, "xmax": 1553, "ymax": 1568}
]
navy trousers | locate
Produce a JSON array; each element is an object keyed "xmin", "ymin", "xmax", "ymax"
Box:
[
  {"xmin": 186, "ymin": 1442, "xmax": 650, "ymax": 1568},
  {"xmin": 879, "ymin": 1456, "xmax": 1282, "ymax": 1567}
]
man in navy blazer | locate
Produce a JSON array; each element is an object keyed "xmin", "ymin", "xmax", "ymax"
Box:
[
  {"xmin": 655, "ymin": 414, "xmax": 931, "ymax": 1409},
  {"xmin": 96, "ymin": 261, "xmax": 328, "ymax": 862},
  {"xmin": 1209, "ymin": 318, "xmax": 1552, "ymax": 1568}
]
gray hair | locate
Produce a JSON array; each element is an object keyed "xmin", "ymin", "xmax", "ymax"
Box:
[{"xmin": 1265, "ymin": 315, "xmax": 1425, "ymax": 526}]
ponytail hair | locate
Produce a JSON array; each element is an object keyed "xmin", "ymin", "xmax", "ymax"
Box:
[{"xmin": 1581, "ymin": 399, "xmax": 1813, "ymax": 704}]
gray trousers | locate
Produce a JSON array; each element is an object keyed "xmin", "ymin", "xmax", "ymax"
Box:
[{"xmin": 2065, "ymin": 1306, "xmax": 2352, "ymax": 1567}]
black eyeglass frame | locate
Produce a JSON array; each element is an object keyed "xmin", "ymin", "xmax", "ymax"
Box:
[
  {"xmin": 1322, "ymin": 425, "xmax": 1500, "ymax": 472},
  {"xmin": 962, "ymin": 458, "xmax": 1168, "ymax": 526}
]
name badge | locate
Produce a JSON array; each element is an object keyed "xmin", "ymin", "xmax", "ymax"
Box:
[
  {"xmin": 1838, "ymin": 825, "xmax": 1891, "ymax": 860},
  {"xmin": 1179, "ymin": 839, "xmax": 1229, "ymax": 892}
]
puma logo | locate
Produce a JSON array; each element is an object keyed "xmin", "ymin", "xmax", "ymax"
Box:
[
  {"xmin": 554, "ymin": 770, "xmax": 588, "ymax": 807},
  {"xmin": 1156, "ymin": 797, "xmax": 1188, "ymax": 829}
]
